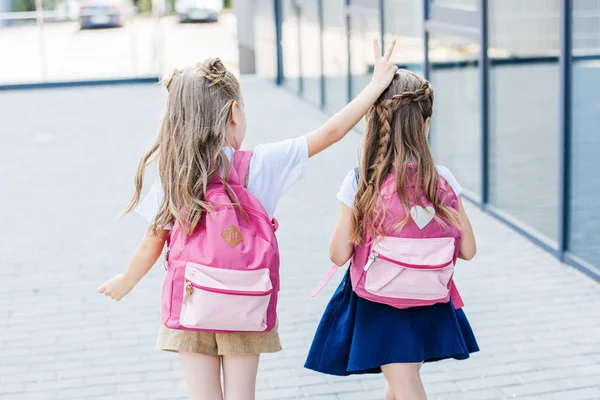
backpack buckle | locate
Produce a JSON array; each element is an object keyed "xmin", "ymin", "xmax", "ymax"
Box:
[{"xmin": 271, "ymin": 218, "xmax": 279, "ymax": 232}]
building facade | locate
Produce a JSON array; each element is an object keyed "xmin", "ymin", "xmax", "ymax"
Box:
[{"xmin": 250, "ymin": 0, "xmax": 600, "ymax": 279}]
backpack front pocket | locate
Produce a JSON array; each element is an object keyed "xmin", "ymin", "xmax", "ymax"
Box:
[
  {"xmin": 180, "ymin": 262, "xmax": 273, "ymax": 331},
  {"xmin": 364, "ymin": 237, "xmax": 455, "ymax": 301}
]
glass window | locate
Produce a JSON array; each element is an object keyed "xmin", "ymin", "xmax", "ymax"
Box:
[
  {"xmin": 254, "ymin": 0, "xmax": 278, "ymax": 80},
  {"xmin": 348, "ymin": 1, "xmax": 380, "ymax": 131},
  {"xmin": 282, "ymin": 0, "xmax": 301, "ymax": 93},
  {"xmin": 322, "ymin": 0, "xmax": 348, "ymax": 113},
  {"xmin": 429, "ymin": 33, "xmax": 482, "ymax": 199},
  {"xmin": 298, "ymin": 1, "xmax": 322, "ymax": 106},
  {"xmin": 436, "ymin": 0, "xmax": 477, "ymax": 7},
  {"xmin": 569, "ymin": 0, "xmax": 600, "ymax": 269},
  {"xmin": 383, "ymin": 0, "xmax": 425, "ymax": 74},
  {"xmin": 348, "ymin": 2, "xmax": 381, "ymax": 99},
  {"xmin": 488, "ymin": 0, "xmax": 560, "ymax": 243}
]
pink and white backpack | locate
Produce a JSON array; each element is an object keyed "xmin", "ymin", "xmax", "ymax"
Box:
[
  {"xmin": 313, "ymin": 168, "xmax": 464, "ymax": 310},
  {"xmin": 162, "ymin": 150, "xmax": 280, "ymax": 333}
]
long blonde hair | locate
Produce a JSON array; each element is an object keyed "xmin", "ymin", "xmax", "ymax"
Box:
[
  {"xmin": 123, "ymin": 58, "xmax": 242, "ymax": 235},
  {"xmin": 351, "ymin": 69, "xmax": 460, "ymax": 244}
]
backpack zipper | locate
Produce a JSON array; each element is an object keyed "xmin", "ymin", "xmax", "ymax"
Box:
[
  {"xmin": 183, "ymin": 281, "xmax": 193, "ymax": 303},
  {"xmin": 209, "ymin": 190, "xmax": 272, "ymax": 226},
  {"xmin": 376, "ymin": 253, "xmax": 454, "ymax": 269},
  {"xmin": 364, "ymin": 253, "xmax": 378, "ymax": 271}
]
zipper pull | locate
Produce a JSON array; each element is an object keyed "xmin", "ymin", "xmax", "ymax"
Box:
[
  {"xmin": 364, "ymin": 253, "xmax": 378, "ymax": 271},
  {"xmin": 183, "ymin": 281, "xmax": 193, "ymax": 304}
]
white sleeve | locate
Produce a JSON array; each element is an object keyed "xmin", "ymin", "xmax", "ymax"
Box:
[
  {"xmin": 336, "ymin": 169, "xmax": 358, "ymax": 208},
  {"xmin": 436, "ymin": 166, "xmax": 462, "ymax": 196},
  {"xmin": 252, "ymin": 136, "xmax": 309, "ymax": 197},
  {"xmin": 135, "ymin": 180, "xmax": 172, "ymax": 229}
]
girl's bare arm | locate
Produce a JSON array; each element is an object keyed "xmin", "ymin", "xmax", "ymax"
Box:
[
  {"xmin": 457, "ymin": 197, "xmax": 476, "ymax": 260},
  {"xmin": 329, "ymin": 204, "xmax": 355, "ymax": 266},
  {"xmin": 305, "ymin": 40, "xmax": 398, "ymax": 158},
  {"xmin": 98, "ymin": 227, "xmax": 169, "ymax": 301}
]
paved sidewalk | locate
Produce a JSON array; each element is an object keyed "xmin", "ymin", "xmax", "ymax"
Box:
[{"xmin": 1, "ymin": 78, "xmax": 599, "ymax": 400}]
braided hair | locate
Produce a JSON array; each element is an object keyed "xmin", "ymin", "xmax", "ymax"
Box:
[{"xmin": 351, "ymin": 70, "xmax": 459, "ymax": 244}]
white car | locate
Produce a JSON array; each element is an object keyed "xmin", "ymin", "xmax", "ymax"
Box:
[{"xmin": 176, "ymin": 0, "xmax": 222, "ymax": 23}]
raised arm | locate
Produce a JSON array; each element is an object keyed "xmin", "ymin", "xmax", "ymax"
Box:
[{"xmin": 305, "ymin": 39, "xmax": 398, "ymax": 158}]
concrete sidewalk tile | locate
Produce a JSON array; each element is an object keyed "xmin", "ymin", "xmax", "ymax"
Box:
[
  {"xmin": 536, "ymin": 388, "xmax": 600, "ymax": 400},
  {"xmin": 425, "ymin": 381, "xmax": 463, "ymax": 395},
  {"xmin": 337, "ymin": 390, "xmax": 384, "ymax": 400},
  {"xmin": 459, "ymin": 375, "xmax": 520, "ymax": 391},
  {"xmin": 557, "ymin": 375, "xmax": 600, "ymax": 390},
  {"xmin": 256, "ymin": 387, "xmax": 304, "ymax": 399},
  {"xmin": 0, "ymin": 383, "xmax": 24, "ymax": 395},
  {"xmin": 25, "ymin": 377, "xmax": 84, "ymax": 392},
  {"xmin": 53, "ymin": 385, "xmax": 116, "ymax": 399},
  {"xmin": 117, "ymin": 380, "xmax": 177, "ymax": 394},
  {"xmin": 269, "ymin": 374, "xmax": 328, "ymax": 389},
  {"xmin": 0, "ymin": 392, "xmax": 54, "ymax": 400},
  {"xmin": 501, "ymin": 381, "xmax": 562, "ymax": 397},
  {"xmin": 0, "ymin": 371, "xmax": 56, "ymax": 384},
  {"xmin": 436, "ymin": 388, "xmax": 504, "ymax": 400},
  {"xmin": 576, "ymin": 364, "xmax": 600, "ymax": 376},
  {"xmin": 303, "ymin": 381, "xmax": 363, "ymax": 396},
  {"xmin": 94, "ymin": 394, "xmax": 149, "ymax": 400},
  {"xmin": 84, "ymin": 372, "xmax": 144, "ymax": 386}
]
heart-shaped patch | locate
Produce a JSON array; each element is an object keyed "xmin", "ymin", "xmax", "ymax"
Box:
[{"xmin": 410, "ymin": 206, "xmax": 435, "ymax": 230}]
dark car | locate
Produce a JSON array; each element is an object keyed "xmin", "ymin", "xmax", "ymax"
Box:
[{"xmin": 79, "ymin": 0, "xmax": 132, "ymax": 29}]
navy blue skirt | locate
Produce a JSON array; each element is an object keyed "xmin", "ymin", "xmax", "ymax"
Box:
[{"xmin": 304, "ymin": 269, "xmax": 479, "ymax": 376}]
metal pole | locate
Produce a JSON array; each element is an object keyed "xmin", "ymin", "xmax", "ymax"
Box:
[
  {"xmin": 423, "ymin": 0, "xmax": 430, "ymax": 80},
  {"xmin": 129, "ymin": 7, "xmax": 138, "ymax": 76},
  {"xmin": 152, "ymin": 0, "xmax": 165, "ymax": 78},
  {"xmin": 35, "ymin": 0, "xmax": 48, "ymax": 80},
  {"xmin": 318, "ymin": 0, "xmax": 325, "ymax": 109},
  {"xmin": 346, "ymin": 0, "xmax": 352, "ymax": 102},
  {"xmin": 379, "ymin": 0, "xmax": 384, "ymax": 51},
  {"xmin": 479, "ymin": 0, "xmax": 489, "ymax": 205},
  {"xmin": 296, "ymin": 2, "xmax": 303, "ymax": 96},
  {"xmin": 274, "ymin": 0, "xmax": 284, "ymax": 85},
  {"xmin": 558, "ymin": 0, "xmax": 573, "ymax": 259}
]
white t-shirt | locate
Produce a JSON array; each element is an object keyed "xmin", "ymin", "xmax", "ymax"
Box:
[
  {"xmin": 336, "ymin": 165, "xmax": 462, "ymax": 208},
  {"xmin": 136, "ymin": 137, "xmax": 309, "ymax": 227}
]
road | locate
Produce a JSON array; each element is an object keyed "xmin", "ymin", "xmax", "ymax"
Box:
[{"xmin": 0, "ymin": 13, "xmax": 239, "ymax": 84}]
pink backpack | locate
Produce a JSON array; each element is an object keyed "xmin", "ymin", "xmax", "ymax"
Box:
[
  {"xmin": 313, "ymin": 168, "xmax": 464, "ymax": 310},
  {"xmin": 162, "ymin": 150, "xmax": 280, "ymax": 333}
]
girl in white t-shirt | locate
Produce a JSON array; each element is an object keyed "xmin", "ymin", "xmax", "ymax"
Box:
[{"xmin": 98, "ymin": 41, "xmax": 399, "ymax": 400}]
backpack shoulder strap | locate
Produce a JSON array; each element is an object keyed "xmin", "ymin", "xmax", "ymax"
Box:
[{"xmin": 231, "ymin": 150, "xmax": 253, "ymax": 188}]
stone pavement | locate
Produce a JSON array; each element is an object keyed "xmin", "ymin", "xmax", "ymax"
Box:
[{"xmin": 1, "ymin": 77, "xmax": 599, "ymax": 400}]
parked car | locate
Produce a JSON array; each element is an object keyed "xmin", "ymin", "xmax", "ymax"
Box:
[
  {"xmin": 176, "ymin": 0, "xmax": 222, "ymax": 23},
  {"xmin": 79, "ymin": 0, "xmax": 132, "ymax": 29}
]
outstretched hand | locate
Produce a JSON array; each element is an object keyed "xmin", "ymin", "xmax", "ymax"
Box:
[
  {"xmin": 371, "ymin": 39, "xmax": 398, "ymax": 90},
  {"xmin": 98, "ymin": 273, "xmax": 136, "ymax": 301}
]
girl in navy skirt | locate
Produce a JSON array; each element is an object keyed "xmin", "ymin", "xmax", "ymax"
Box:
[{"xmin": 305, "ymin": 69, "xmax": 479, "ymax": 400}]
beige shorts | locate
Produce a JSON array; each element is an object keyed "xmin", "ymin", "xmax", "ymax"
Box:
[{"xmin": 156, "ymin": 321, "xmax": 282, "ymax": 356}]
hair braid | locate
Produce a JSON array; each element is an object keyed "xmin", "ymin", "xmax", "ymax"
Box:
[
  {"xmin": 392, "ymin": 81, "xmax": 432, "ymax": 105},
  {"xmin": 351, "ymin": 100, "xmax": 395, "ymax": 243},
  {"xmin": 351, "ymin": 69, "xmax": 458, "ymax": 244}
]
